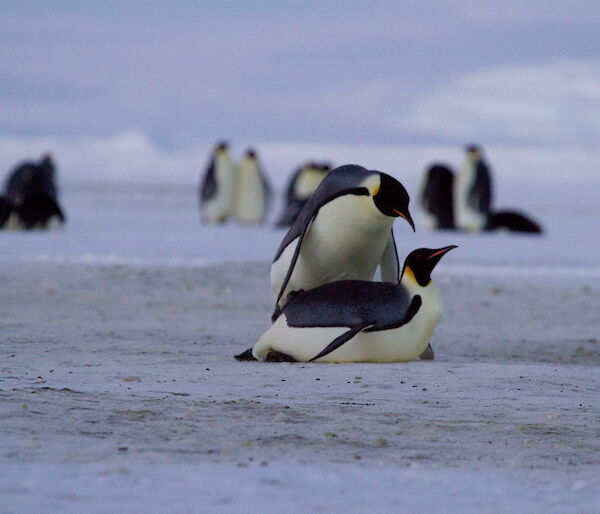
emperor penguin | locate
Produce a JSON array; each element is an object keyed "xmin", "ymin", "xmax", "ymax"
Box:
[
  {"xmin": 420, "ymin": 163, "xmax": 455, "ymax": 230},
  {"xmin": 5, "ymin": 153, "xmax": 58, "ymax": 204},
  {"xmin": 275, "ymin": 162, "xmax": 330, "ymax": 227},
  {"xmin": 454, "ymin": 145, "xmax": 492, "ymax": 232},
  {"xmin": 270, "ymin": 164, "xmax": 415, "ymax": 320},
  {"xmin": 3, "ymin": 153, "xmax": 66, "ymax": 229},
  {"xmin": 199, "ymin": 142, "xmax": 236, "ymax": 223},
  {"xmin": 252, "ymin": 246, "xmax": 456, "ymax": 363},
  {"xmin": 232, "ymin": 149, "xmax": 271, "ymax": 224}
]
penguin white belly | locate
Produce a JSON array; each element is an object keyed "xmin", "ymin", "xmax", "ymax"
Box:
[
  {"xmin": 4, "ymin": 212, "xmax": 21, "ymax": 230},
  {"xmin": 294, "ymin": 170, "xmax": 326, "ymax": 199},
  {"xmin": 253, "ymin": 317, "xmax": 347, "ymax": 362},
  {"xmin": 204, "ymin": 158, "xmax": 236, "ymax": 223},
  {"xmin": 233, "ymin": 165, "xmax": 266, "ymax": 223},
  {"xmin": 454, "ymin": 165, "xmax": 485, "ymax": 232},
  {"xmin": 271, "ymin": 195, "xmax": 393, "ymax": 304},
  {"xmin": 420, "ymin": 208, "xmax": 438, "ymax": 231}
]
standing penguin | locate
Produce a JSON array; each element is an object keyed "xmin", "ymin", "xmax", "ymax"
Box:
[
  {"xmin": 275, "ymin": 162, "xmax": 330, "ymax": 227},
  {"xmin": 232, "ymin": 149, "xmax": 271, "ymax": 224},
  {"xmin": 454, "ymin": 145, "xmax": 492, "ymax": 232},
  {"xmin": 420, "ymin": 164, "xmax": 455, "ymax": 230},
  {"xmin": 199, "ymin": 142, "xmax": 236, "ymax": 223},
  {"xmin": 270, "ymin": 164, "xmax": 415, "ymax": 320},
  {"xmin": 251, "ymin": 246, "xmax": 456, "ymax": 363}
]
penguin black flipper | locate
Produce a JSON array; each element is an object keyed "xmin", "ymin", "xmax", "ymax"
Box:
[
  {"xmin": 200, "ymin": 157, "xmax": 217, "ymax": 202},
  {"xmin": 272, "ymin": 166, "xmax": 373, "ymax": 315},
  {"xmin": 307, "ymin": 294, "xmax": 422, "ymax": 362},
  {"xmin": 379, "ymin": 229, "xmax": 400, "ymax": 282},
  {"xmin": 468, "ymin": 160, "xmax": 492, "ymax": 215},
  {"xmin": 308, "ymin": 326, "xmax": 367, "ymax": 362},
  {"xmin": 275, "ymin": 166, "xmax": 305, "ymax": 227}
]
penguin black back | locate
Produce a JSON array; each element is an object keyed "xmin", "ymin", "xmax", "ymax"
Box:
[
  {"xmin": 487, "ymin": 210, "xmax": 543, "ymax": 234},
  {"xmin": 421, "ymin": 164, "xmax": 455, "ymax": 229},
  {"xmin": 273, "ymin": 165, "xmax": 374, "ymax": 261},
  {"xmin": 282, "ymin": 280, "xmax": 414, "ymax": 329}
]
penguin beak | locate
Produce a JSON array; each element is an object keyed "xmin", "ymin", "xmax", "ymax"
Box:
[
  {"xmin": 393, "ymin": 209, "xmax": 416, "ymax": 232},
  {"xmin": 427, "ymin": 245, "xmax": 458, "ymax": 260}
]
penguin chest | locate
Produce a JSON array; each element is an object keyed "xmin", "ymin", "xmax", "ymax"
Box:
[
  {"xmin": 204, "ymin": 158, "xmax": 236, "ymax": 221},
  {"xmin": 233, "ymin": 167, "xmax": 266, "ymax": 223},
  {"xmin": 455, "ymin": 164, "xmax": 486, "ymax": 231},
  {"xmin": 294, "ymin": 170, "xmax": 325, "ymax": 199},
  {"xmin": 297, "ymin": 196, "xmax": 393, "ymax": 286}
]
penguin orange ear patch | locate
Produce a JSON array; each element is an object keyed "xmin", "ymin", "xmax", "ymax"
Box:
[{"xmin": 372, "ymin": 184, "xmax": 380, "ymax": 196}]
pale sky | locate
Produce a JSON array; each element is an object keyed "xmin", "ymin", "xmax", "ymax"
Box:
[{"xmin": 2, "ymin": 1, "xmax": 600, "ymax": 148}]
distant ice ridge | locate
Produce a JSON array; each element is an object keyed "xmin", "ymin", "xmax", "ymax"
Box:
[{"xmin": 0, "ymin": 131, "xmax": 598, "ymax": 189}]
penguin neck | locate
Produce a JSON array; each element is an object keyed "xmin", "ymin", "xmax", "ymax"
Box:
[
  {"xmin": 238, "ymin": 158, "xmax": 256, "ymax": 176},
  {"xmin": 215, "ymin": 152, "xmax": 231, "ymax": 170},
  {"xmin": 400, "ymin": 266, "xmax": 431, "ymax": 295}
]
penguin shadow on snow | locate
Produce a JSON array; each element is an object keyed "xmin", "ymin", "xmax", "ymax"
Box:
[{"xmin": 419, "ymin": 145, "xmax": 543, "ymax": 234}]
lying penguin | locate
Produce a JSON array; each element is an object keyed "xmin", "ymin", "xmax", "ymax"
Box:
[
  {"xmin": 199, "ymin": 142, "xmax": 237, "ymax": 223},
  {"xmin": 420, "ymin": 147, "xmax": 543, "ymax": 234},
  {"xmin": 275, "ymin": 162, "xmax": 330, "ymax": 227},
  {"xmin": 247, "ymin": 246, "xmax": 456, "ymax": 363},
  {"xmin": 270, "ymin": 164, "xmax": 415, "ymax": 321}
]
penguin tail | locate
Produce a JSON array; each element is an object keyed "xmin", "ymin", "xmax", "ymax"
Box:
[{"xmin": 234, "ymin": 348, "xmax": 256, "ymax": 361}]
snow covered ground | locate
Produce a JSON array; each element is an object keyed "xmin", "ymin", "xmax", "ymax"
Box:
[{"xmin": 1, "ymin": 177, "xmax": 599, "ymax": 512}]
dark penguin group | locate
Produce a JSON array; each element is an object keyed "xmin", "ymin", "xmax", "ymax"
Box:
[
  {"xmin": 0, "ymin": 154, "xmax": 66, "ymax": 230},
  {"xmin": 420, "ymin": 145, "xmax": 543, "ymax": 234},
  {"xmin": 236, "ymin": 164, "xmax": 456, "ymax": 363}
]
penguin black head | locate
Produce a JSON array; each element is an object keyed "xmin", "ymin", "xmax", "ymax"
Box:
[
  {"xmin": 402, "ymin": 245, "xmax": 457, "ymax": 286},
  {"xmin": 39, "ymin": 153, "xmax": 55, "ymax": 169},
  {"xmin": 373, "ymin": 173, "xmax": 415, "ymax": 231},
  {"xmin": 318, "ymin": 163, "xmax": 331, "ymax": 173},
  {"xmin": 466, "ymin": 144, "xmax": 481, "ymax": 157},
  {"xmin": 215, "ymin": 141, "xmax": 228, "ymax": 152},
  {"xmin": 246, "ymin": 149, "xmax": 257, "ymax": 159}
]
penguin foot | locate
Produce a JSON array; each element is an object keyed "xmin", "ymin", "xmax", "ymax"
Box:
[
  {"xmin": 234, "ymin": 348, "xmax": 256, "ymax": 361},
  {"xmin": 265, "ymin": 351, "xmax": 297, "ymax": 362},
  {"xmin": 419, "ymin": 344, "xmax": 435, "ymax": 360},
  {"xmin": 234, "ymin": 348, "xmax": 297, "ymax": 362}
]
